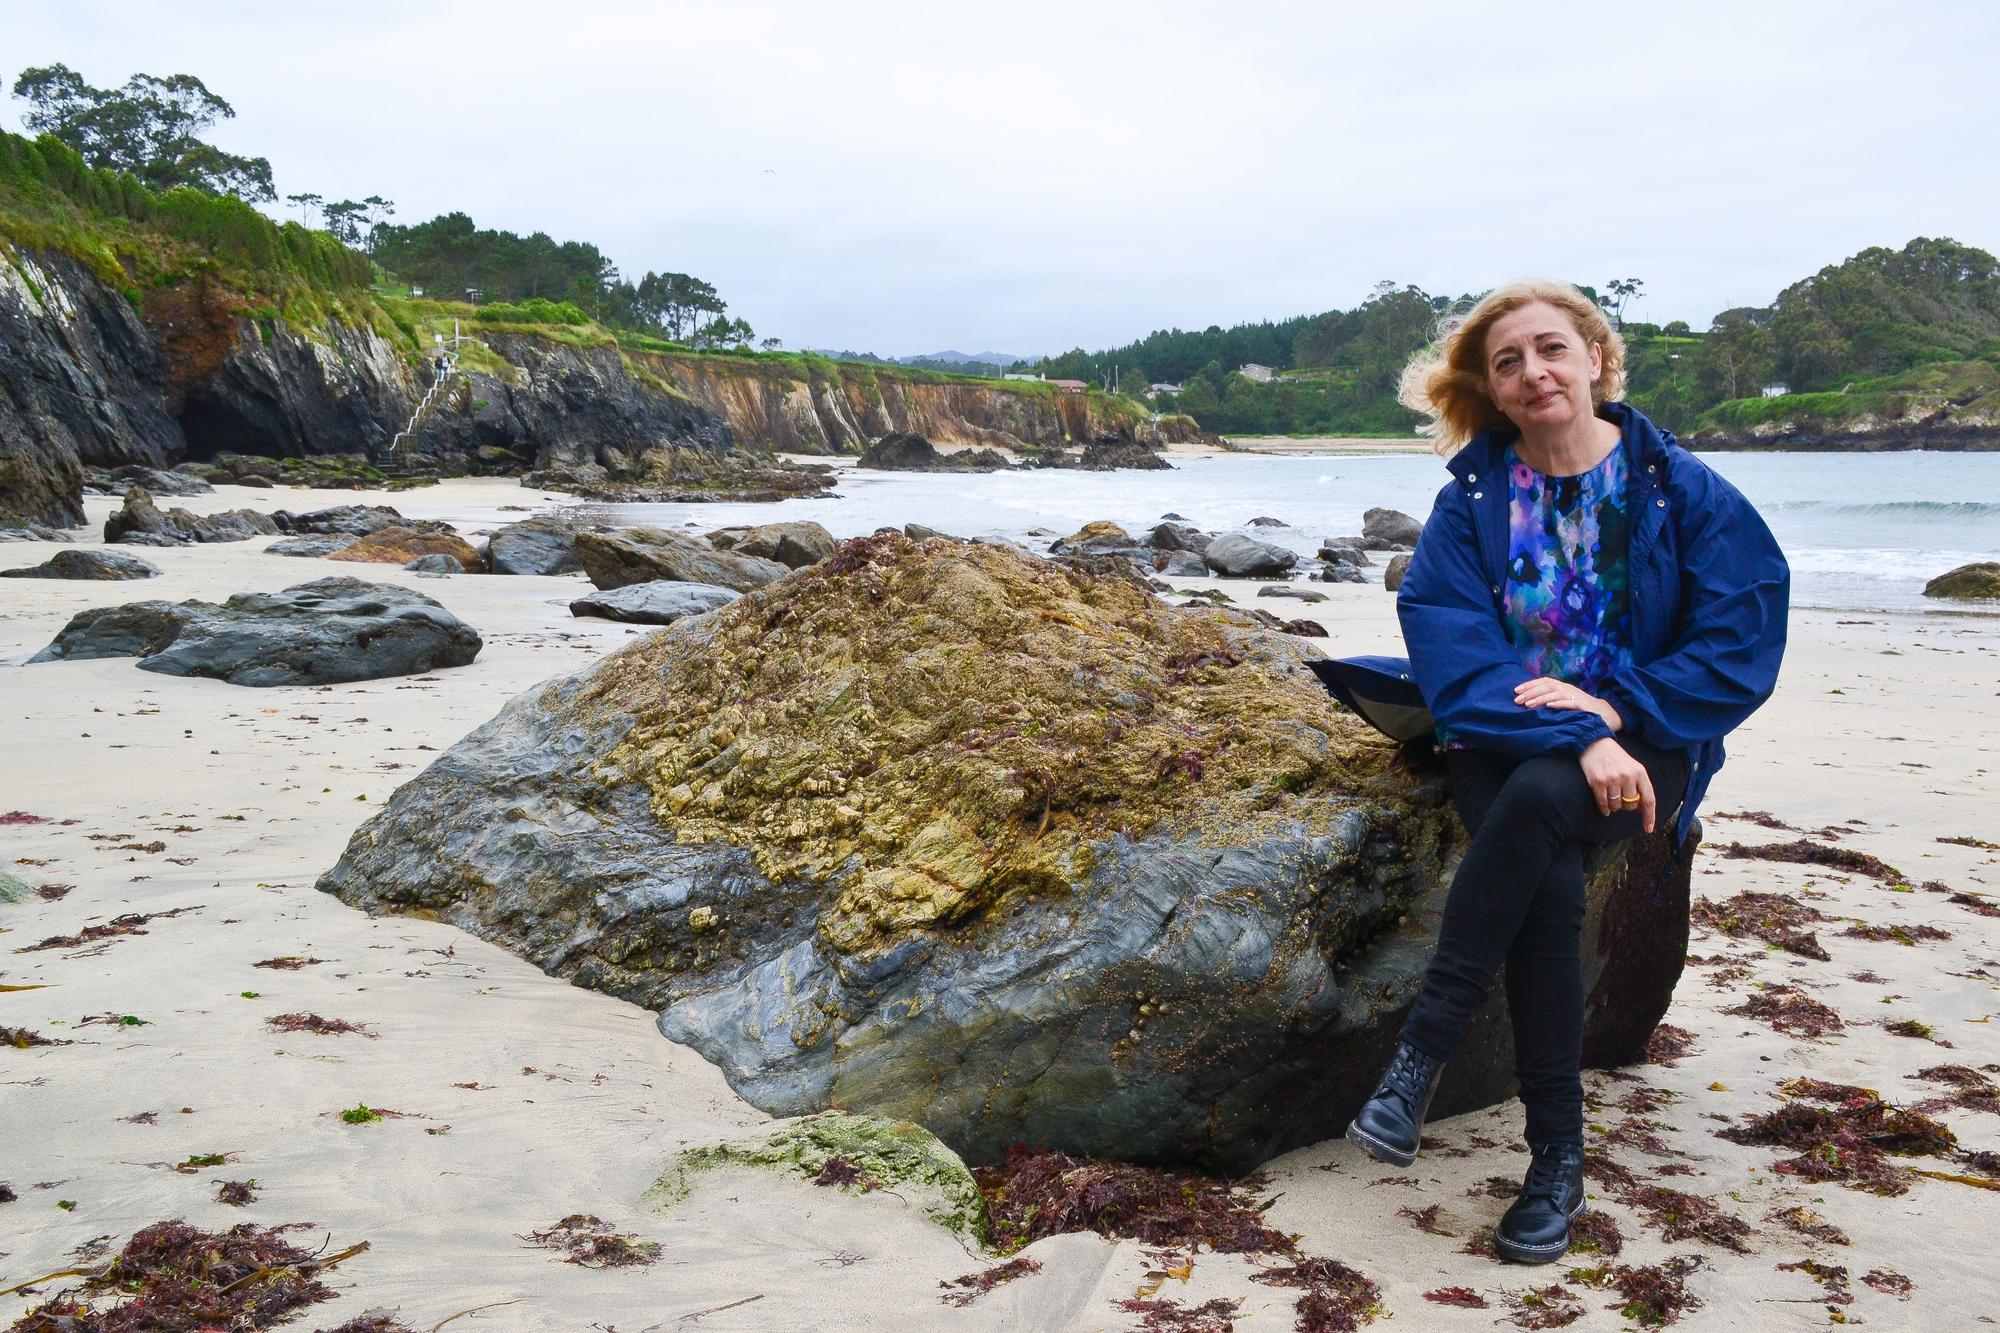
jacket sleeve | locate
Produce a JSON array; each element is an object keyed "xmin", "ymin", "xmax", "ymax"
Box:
[
  {"xmin": 1598, "ymin": 460, "xmax": 1789, "ymax": 749},
  {"xmin": 1396, "ymin": 482, "xmax": 1615, "ymax": 758}
]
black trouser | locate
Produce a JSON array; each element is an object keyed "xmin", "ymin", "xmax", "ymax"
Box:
[{"xmin": 1400, "ymin": 737, "xmax": 1688, "ymax": 1146}]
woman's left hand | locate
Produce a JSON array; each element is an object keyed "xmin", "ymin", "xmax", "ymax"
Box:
[{"xmin": 1514, "ymin": 677, "xmax": 1622, "ymax": 731}]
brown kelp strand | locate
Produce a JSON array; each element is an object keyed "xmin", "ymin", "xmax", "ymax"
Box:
[
  {"xmin": 1249, "ymin": 1258, "xmax": 1384, "ymax": 1333},
  {"xmin": 1644, "ymin": 1025, "xmax": 1700, "ymax": 1064},
  {"xmin": 1567, "ymin": 1256, "xmax": 1706, "ymax": 1327},
  {"xmin": 1494, "ymin": 1282, "xmax": 1586, "ymax": 1328},
  {"xmin": 265, "ymin": 1013, "xmax": 375, "ymax": 1038},
  {"xmin": 15, "ymin": 906, "xmax": 201, "ymax": 954},
  {"xmin": 1840, "ymin": 920, "xmax": 1953, "ymax": 945},
  {"xmin": 1395, "ymin": 1204, "xmax": 1453, "ymax": 1236},
  {"xmin": 519, "ymin": 1214, "xmax": 662, "ymax": 1268},
  {"xmin": 1717, "ymin": 1078, "xmax": 1956, "ymax": 1195},
  {"xmin": 1861, "ymin": 1269, "xmax": 1915, "ymax": 1297},
  {"xmin": 1765, "ymin": 1205, "xmax": 1850, "ymax": 1246},
  {"xmin": 1717, "ymin": 839, "xmax": 1906, "ymax": 881},
  {"xmin": 1723, "ymin": 985, "xmax": 1846, "ymax": 1039},
  {"xmin": 1567, "ymin": 1210, "xmax": 1625, "ymax": 1257},
  {"xmin": 3, "ymin": 1026, "xmax": 71, "ymax": 1048},
  {"xmin": 973, "ymin": 1146, "xmax": 1292, "ymax": 1258},
  {"xmin": 938, "ymin": 1256, "xmax": 1042, "ymax": 1307},
  {"xmin": 2, "ymin": 1219, "xmax": 365, "ymax": 1332},
  {"xmin": 1689, "ymin": 891, "xmax": 1831, "ymax": 959},
  {"xmin": 252, "ymin": 956, "xmax": 325, "ymax": 970},
  {"xmin": 1114, "ymin": 1296, "xmax": 1242, "ymax": 1332},
  {"xmin": 1912, "ymin": 1064, "xmax": 2000, "ymax": 1113},
  {"xmin": 1776, "ymin": 1258, "xmax": 1851, "ymax": 1306}
]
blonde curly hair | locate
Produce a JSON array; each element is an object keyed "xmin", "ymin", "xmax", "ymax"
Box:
[{"xmin": 1398, "ymin": 281, "xmax": 1626, "ymax": 456}]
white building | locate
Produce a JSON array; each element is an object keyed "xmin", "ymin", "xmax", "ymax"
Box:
[
  {"xmin": 1238, "ymin": 363, "xmax": 1275, "ymax": 383},
  {"xmin": 1760, "ymin": 382, "xmax": 1791, "ymax": 398}
]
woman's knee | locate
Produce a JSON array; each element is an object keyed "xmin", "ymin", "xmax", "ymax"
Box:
[{"xmin": 1477, "ymin": 755, "xmax": 1590, "ymax": 832}]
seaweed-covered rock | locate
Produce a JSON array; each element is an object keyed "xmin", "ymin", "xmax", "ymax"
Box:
[
  {"xmin": 104, "ymin": 488, "xmax": 280, "ymax": 546},
  {"xmin": 316, "ymin": 534, "xmax": 1690, "ymax": 1171},
  {"xmin": 28, "ymin": 576, "xmax": 481, "ymax": 685},
  {"xmin": 570, "ymin": 581, "xmax": 739, "ymax": 624},
  {"xmin": 1923, "ymin": 562, "xmax": 2000, "ymax": 601},
  {"xmin": 646, "ymin": 1112, "xmax": 988, "ymax": 1241},
  {"xmin": 1, "ymin": 549, "xmax": 160, "ymax": 580},
  {"xmin": 328, "ymin": 526, "xmax": 482, "ymax": 570},
  {"xmin": 574, "ymin": 527, "xmax": 789, "ymax": 593}
]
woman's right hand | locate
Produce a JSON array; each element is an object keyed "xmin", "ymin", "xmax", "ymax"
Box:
[{"xmin": 1579, "ymin": 737, "xmax": 1654, "ymax": 832}]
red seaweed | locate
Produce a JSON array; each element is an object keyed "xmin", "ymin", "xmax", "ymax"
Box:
[
  {"xmin": 939, "ymin": 1256, "xmax": 1042, "ymax": 1307},
  {"xmin": 1689, "ymin": 891, "xmax": 1830, "ymax": 959},
  {"xmin": 1717, "ymin": 840, "xmax": 1905, "ymax": 881},
  {"xmin": 1421, "ymin": 1286, "xmax": 1488, "ymax": 1309},
  {"xmin": 520, "ymin": 1214, "xmax": 661, "ymax": 1268},
  {"xmin": 1723, "ymin": 985, "xmax": 1845, "ymax": 1039}
]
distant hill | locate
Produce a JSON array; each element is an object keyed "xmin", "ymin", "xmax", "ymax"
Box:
[{"xmin": 806, "ymin": 347, "xmax": 1032, "ymax": 373}]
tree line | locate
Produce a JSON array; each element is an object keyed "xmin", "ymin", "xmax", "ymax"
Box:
[{"xmin": 10, "ymin": 63, "xmax": 761, "ymax": 351}]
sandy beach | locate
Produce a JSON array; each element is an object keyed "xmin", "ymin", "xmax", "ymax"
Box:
[{"xmin": 3, "ymin": 477, "xmax": 1997, "ymax": 1331}]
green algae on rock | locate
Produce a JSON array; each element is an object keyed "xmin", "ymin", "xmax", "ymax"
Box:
[
  {"xmin": 1923, "ymin": 561, "xmax": 2000, "ymax": 600},
  {"xmin": 318, "ymin": 534, "xmax": 1693, "ymax": 1171},
  {"xmin": 646, "ymin": 1112, "xmax": 988, "ymax": 1243}
]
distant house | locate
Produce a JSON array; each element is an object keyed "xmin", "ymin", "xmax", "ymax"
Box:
[
  {"xmin": 1004, "ymin": 372, "xmax": 1044, "ymax": 382},
  {"xmin": 1760, "ymin": 382, "xmax": 1791, "ymax": 398},
  {"xmin": 1149, "ymin": 382, "xmax": 1182, "ymax": 395},
  {"xmin": 1049, "ymin": 378, "xmax": 1089, "ymax": 395},
  {"xmin": 1237, "ymin": 363, "xmax": 1274, "ymax": 383}
]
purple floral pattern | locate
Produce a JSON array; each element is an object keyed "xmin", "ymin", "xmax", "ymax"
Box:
[{"xmin": 1438, "ymin": 443, "xmax": 1633, "ymax": 749}]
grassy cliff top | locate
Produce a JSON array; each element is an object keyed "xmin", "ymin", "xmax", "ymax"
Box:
[{"xmin": 1694, "ymin": 357, "xmax": 2000, "ymax": 437}]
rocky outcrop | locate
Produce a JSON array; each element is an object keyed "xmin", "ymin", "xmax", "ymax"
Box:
[
  {"xmin": 707, "ymin": 520, "xmax": 837, "ymax": 570},
  {"xmin": 270, "ymin": 505, "xmax": 409, "ymax": 537},
  {"xmin": 1924, "ymin": 561, "xmax": 2000, "ymax": 600},
  {"xmin": 327, "ymin": 526, "xmax": 483, "ymax": 570},
  {"xmin": 105, "ymin": 488, "xmax": 280, "ymax": 546},
  {"xmin": 318, "ymin": 535, "xmax": 1690, "ymax": 1171},
  {"xmin": 574, "ymin": 528, "xmax": 790, "ymax": 593},
  {"xmin": 570, "ymin": 581, "xmax": 740, "ymax": 624},
  {"xmin": 1, "ymin": 549, "xmax": 160, "ymax": 580},
  {"xmin": 486, "ymin": 514, "xmax": 598, "ymax": 576},
  {"xmin": 0, "ymin": 246, "xmax": 182, "ymax": 525},
  {"xmin": 857, "ymin": 432, "xmax": 1012, "ymax": 472},
  {"xmin": 28, "ymin": 576, "xmax": 481, "ymax": 684}
]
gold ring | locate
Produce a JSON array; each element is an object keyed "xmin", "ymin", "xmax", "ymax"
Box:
[{"xmin": 1618, "ymin": 794, "xmax": 1641, "ymax": 804}]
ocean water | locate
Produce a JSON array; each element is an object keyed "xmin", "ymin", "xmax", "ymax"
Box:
[{"xmin": 597, "ymin": 450, "xmax": 2000, "ymax": 615}]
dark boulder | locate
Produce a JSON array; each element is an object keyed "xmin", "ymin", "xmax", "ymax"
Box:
[
  {"xmin": 104, "ymin": 488, "xmax": 280, "ymax": 546},
  {"xmin": 720, "ymin": 520, "xmax": 836, "ymax": 570},
  {"xmin": 1202, "ymin": 532, "xmax": 1299, "ymax": 578},
  {"xmin": 316, "ymin": 535, "xmax": 1690, "ymax": 1172},
  {"xmin": 267, "ymin": 535, "xmax": 356, "ymax": 558},
  {"xmin": 487, "ymin": 514, "xmax": 597, "ymax": 576},
  {"xmin": 28, "ymin": 576, "xmax": 481, "ymax": 686},
  {"xmin": 1, "ymin": 549, "xmax": 160, "ymax": 581},
  {"xmin": 1384, "ymin": 552, "xmax": 1413, "ymax": 593},
  {"xmin": 271, "ymin": 505, "xmax": 409, "ymax": 537},
  {"xmin": 0, "ymin": 523, "xmax": 75, "ymax": 543},
  {"xmin": 404, "ymin": 553, "xmax": 465, "ymax": 573},
  {"xmin": 88, "ymin": 466, "xmax": 214, "ymax": 497},
  {"xmin": 857, "ymin": 432, "xmax": 1012, "ymax": 473},
  {"xmin": 1361, "ymin": 507, "xmax": 1422, "ymax": 550},
  {"xmin": 1148, "ymin": 522, "xmax": 1211, "ymax": 554},
  {"xmin": 570, "ymin": 580, "xmax": 740, "ymax": 624}
]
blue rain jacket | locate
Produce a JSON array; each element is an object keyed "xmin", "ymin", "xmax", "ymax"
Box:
[{"xmin": 1393, "ymin": 400, "xmax": 1789, "ymax": 844}]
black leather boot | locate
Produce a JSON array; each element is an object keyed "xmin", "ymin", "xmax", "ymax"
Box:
[
  {"xmin": 1494, "ymin": 1141, "xmax": 1588, "ymax": 1264},
  {"xmin": 1344, "ymin": 1041, "xmax": 1446, "ymax": 1166}
]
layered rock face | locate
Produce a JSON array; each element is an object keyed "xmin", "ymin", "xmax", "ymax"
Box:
[
  {"xmin": 0, "ymin": 247, "xmax": 182, "ymax": 526},
  {"xmin": 318, "ymin": 537, "xmax": 1691, "ymax": 1171}
]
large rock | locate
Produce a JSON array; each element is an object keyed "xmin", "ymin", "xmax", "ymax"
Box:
[
  {"xmin": 1, "ymin": 549, "xmax": 160, "ymax": 581},
  {"xmin": 327, "ymin": 526, "xmax": 483, "ymax": 571},
  {"xmin": 570, "ymin": 581, "xmax": 740, "ymax": 624},
  {"xmin": 1924, "ymin": 562, "xmax": 2000, "ymax": 601},
  {"xmin": 28, "ymin": 576, "xmax": 481, "ymax": 685},
  {"xmin": 271, "ymin": 504, "xmax": 409, "ymax": 537},
  {"xmin": 0, "ymin": 523, "xmax": 74, "ymax": 543},
  {"xmin": 87, "ymin": 466, "xmax": 214, "ymax": 497},
  {"xmin": 574, "ymin": 527, "xmax": 790, "ymax": 593},
  {"xmin": 317, "ymin": 535, "xmax": 1690, "ymax": 1172},
  {"xmin": 1202, "ymin": 532, "xmax": 1299, "ymax": 578},
  {"xmin": 267, "ymin": 535, "xmax": 357, "ymax": 558},
  {"xmin": 105, "ymin": 488, "xmax": 280, "ymax": 546},
  {"xmin": 712, "ymin": 520, "xmax": 837, "ymax": 570},
  {"xmin": 1361, "ymin": 507, "xmax": 1422, "ymax": 550},
  {"xmin": 1384, "ymin": 552, "xmax": 1413, "ymax": 593},
  {"xmin": 857, "ymin": 432, "xmax": 1010, "ymax": 472},
  {"xmin": 487, "ymin": 514, "xmax": 596, "ymax": 576}
]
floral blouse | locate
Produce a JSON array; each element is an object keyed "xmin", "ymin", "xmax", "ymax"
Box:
[{"xmin": 1439, "ymin": 442, "xmax": 1634, "ymax": 749}]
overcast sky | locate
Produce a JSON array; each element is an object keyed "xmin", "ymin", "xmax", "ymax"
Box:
[{"xmin": 8, "ymin": 1, "xmax": 1998, "ymax": 358}]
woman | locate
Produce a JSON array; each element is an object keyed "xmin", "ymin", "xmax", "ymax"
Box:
[{"xmin": 1342, "ymin": 281, "xmax": 1788, "ymax": 1264}]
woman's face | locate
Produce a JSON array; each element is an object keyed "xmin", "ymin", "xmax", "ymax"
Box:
[{"xmin": 1482, "ymin": 301, "xmax": 1602, "ymax": 433}]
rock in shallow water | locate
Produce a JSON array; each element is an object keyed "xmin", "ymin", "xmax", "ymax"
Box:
[
  {"xmin": 1, "ymin": 548, "xmax": 159, "ymax": 580},
  {"xmin": 28, "ymin": 576, "xmax": 481, "ymax": 685},
  {"xmin": 317, "ymin": 534, "xmax": 1689, "ymax": 1171},
  {"xmin": 1923, "ymin": 561, "xmax": 2000, "ymax": 600}
]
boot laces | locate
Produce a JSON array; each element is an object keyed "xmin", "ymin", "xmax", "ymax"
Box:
[
  {"xmin": 1382, "ymin": 1045, "xmax": 1437, "ymax": 1104},
  {"xmin": 1521, "ymin": 1143, "xmax": 1582, "ymax": 1204}
]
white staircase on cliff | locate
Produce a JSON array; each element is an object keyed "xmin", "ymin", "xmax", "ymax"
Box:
[{"xmin": 384, "ymin": 320, "xmax": 476, "ymax": 473}]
